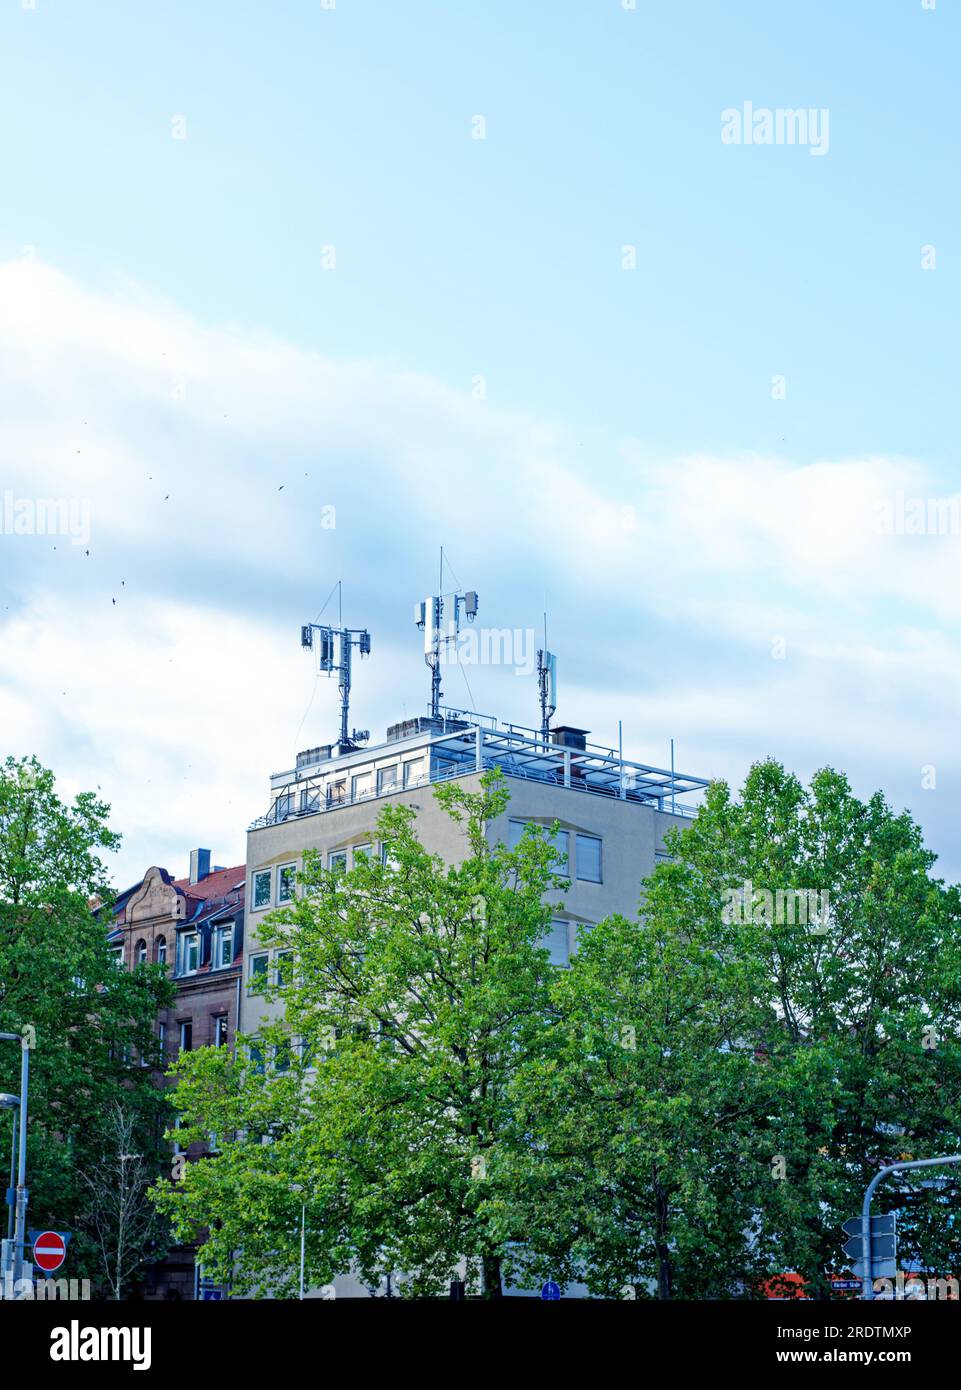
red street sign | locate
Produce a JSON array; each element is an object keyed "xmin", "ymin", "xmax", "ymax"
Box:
[{"xmin": 32, "ymin": 1230, "xmax": 67, "ymax": 1273}]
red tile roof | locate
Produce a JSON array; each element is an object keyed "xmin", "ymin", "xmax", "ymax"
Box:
[{"xmin": 172, "ymin": 864, "xmax": 246, "ymax": 900}]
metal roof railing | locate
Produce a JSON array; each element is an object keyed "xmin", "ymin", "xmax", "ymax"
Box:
[{"xmin": 249, "ymin": 718, "xmax": 708, "ymax": 832}]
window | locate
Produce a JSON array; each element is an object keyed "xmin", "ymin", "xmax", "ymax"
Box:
[
  {"xmin": 172, "ymin": 1115, "xmax": 185, "ymax": 1155},
  {"xmin": 273, "ymin": 792, "xmax": 293, "ymax": 823},
  {"xmin": 509, "ymin": 820, "xmax": 568, "ymax": 875},
  {"xmin": 156, "ymin": 936, "xmax": 167, "ymax": 966},
  {"xmin": 542, "ymin": 920, "xmax": 570, "ymax": 967},
  {"xmin": 252, "ymin": 869, "xmax": 272, "ymax": 910},
  {"xmin": 108, "ymin": 945, "xmax": 124, "ymax": 969},
  {"xmin": 135, "ymin": 939, "xmax": 147, "ymax": 966},
  {"xmin": 179, "ymin": 1020, "xmax": 193, "ymax": 1053},
  {"xmin": 277, "ymin": 863, "xmax": 296, "ymax": 904},
  {"xmin": 275, "ymin": 950, "xmax": 294, "ymax": 986},
  {"xmin": 178, "ymin": 932, "xmax": 200, "ymax": 976},
  {"xmin": 274, "ymin": 1041, "xmax": 291, "ymax": 1073},
  {"xmin": 353, "ymin": 844, "xmax": 372, "ymax": 862},
  {"xmin": 214, "ymin": 922, "xmax": 234, "ymax": 969},
  {"xmin": 377, "ymin": 765, "xmax": 398, "ymax": 795},
  {"xmin": 214, "ymin": 1015, "xmax": 229, "ymax": 1048},
  {"xmin": 575, "ymin": 833, "xmax": 602, "ymax": 883},
  {"xmin": 158, "ymin": 1021, "xmax": 167, "ymax": 1058},
  {"xmin": 351, "ymin": 772, "xmax": 372, "ymax": 801},
  {"xmin": 327, "ymin": 779, "xmax": 346, "ymax": 807},
  {"xmin": 248, "ymin": 1044, "xmax": 265, "ymax": 1075},
  {"xmin": 249, "ymin": 953, "xmax": 269, "ymax": 993},
  {"xmin": 403, "ymin": 760, "xmax": 424, "ymax": 789},
  {"xmin": 328, "ymin": 850, "xmax": 347, "ymax": 872}
]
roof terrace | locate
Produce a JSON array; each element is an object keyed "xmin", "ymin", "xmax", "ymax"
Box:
[{"xmin": 249, "ymin": 708, "xmax": 709, "ymax": 833}]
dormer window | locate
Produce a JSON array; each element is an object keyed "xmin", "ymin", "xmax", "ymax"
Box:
[{"xmin": 178, "ymin": 931, "xmax": 200, "ymax": 977}]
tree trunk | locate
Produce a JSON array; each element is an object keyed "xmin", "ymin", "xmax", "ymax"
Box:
[
  {"xmin": 481, "ymin": 1253, "xmax": 503, "ymax": 1298},
  {"xmin": 654, "ymin": 1174, "xmax": 673, "ymax": 1299}
]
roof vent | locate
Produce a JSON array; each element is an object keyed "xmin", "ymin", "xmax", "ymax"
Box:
[{"xmin": 551, "ymin": 726, "xmax": 589, "ymax": 752}]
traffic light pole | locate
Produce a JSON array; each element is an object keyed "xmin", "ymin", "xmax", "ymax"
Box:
[{"xmin": 861, "ymin": 1154, "xmax": 961, "ymax": 1300}]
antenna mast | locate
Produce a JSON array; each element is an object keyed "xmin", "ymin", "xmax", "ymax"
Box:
[
  {"xmin": 536, "ymin": 626, "xmax": 557, "ymax": 745},
  {"xmin": 414, "ymin": 556, "xmax": 479, "ymax": 721},
  {"xmin": 300, "ymin": 616, "xmax": 372, "ymax": 753}
]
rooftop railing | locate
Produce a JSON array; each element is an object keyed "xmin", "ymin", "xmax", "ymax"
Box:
[{"xmin": 249, "ymin": 719, "xmax": 708, "ymax": 832}]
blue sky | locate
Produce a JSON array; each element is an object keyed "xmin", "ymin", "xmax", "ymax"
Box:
[{"xmin": 0, "ymin": 0, "xmax": 959, "ymax": 887}]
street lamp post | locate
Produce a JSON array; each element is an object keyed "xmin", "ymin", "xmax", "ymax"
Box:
[
  {"xmin": 0, "ymin": 1033, "xmax": 30, "ymax": 1287},
  {"xmin": 1, "ymin": 1094, "xmax": 20, "ymax": 1251}
]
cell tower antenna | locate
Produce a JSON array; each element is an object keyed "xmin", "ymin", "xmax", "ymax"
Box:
[
  {"xmin": 414, "ymin": 563, "xmax": 479, "ymax": 722},
  {"xmin": 536, "ymin": 636, "xmax": 557, "ymax": 746},
  {"xmin": 300, "ymin": 606, "xmax": 372, "ymax": 754}
]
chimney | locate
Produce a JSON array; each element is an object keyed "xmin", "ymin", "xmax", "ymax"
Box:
[
  {"xmin": 189, "ymin": 848, "xmax": 211, "ymax": 885},
  {"xmin": 551, "ymin": 726, "xmax": 589, "ymax": 752}
]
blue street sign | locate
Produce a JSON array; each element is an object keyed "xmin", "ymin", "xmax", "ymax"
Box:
[{"xmin": 541, "ymin": 1281, "xmax": 561, "ymax": 1301}]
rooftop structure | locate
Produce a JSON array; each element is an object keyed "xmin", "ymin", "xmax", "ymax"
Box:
[{"xmin": 249, "ymin": 706, "xmax": 709, "ymax": 832}]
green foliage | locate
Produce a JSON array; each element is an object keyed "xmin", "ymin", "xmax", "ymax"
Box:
[
  {"xmin": 155, "ymin": 758, "xmax": 961, "ymax": 1300},
  {"xmin": 0, "ymin": 756, "xmax": 173, "ymax": 1294}
]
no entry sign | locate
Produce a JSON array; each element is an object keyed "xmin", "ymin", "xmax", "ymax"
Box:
[{"xmin": 31, "ymin": 1230, "xmax": 67, "ymax": 1273}]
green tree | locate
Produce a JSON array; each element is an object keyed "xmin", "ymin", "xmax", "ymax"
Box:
[
  {"xmin": 0, "ymin": 755, "xmax": 173, "ymax": 1294},
  {"xmin": 508, "ymin": 885, "xmax": 776, "ymax": 1299},
  {"xmin": 153, "ymin": 770, "xmax": 566, "ymax": 1298},
  {"xmin": 539, "ymin": 760, "xmax": 961, "ymax": 1298}
]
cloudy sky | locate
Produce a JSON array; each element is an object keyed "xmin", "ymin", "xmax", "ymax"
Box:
[{"xmin": 1, "ymin": 0, "xmax": 959, "ymax": 889}]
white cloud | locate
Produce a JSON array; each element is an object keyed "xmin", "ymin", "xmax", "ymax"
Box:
[{"xmin": 1, "ymin": 257, "xmax": 959, "ymax": 884}]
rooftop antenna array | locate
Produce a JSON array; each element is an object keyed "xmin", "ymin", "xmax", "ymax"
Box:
[
  {"xmin": 414, "ymin": 547, "xmax": 479, "ymax": 721},
  {"xmin": 300, "ymin": 596, "xmax": 372, "ymax": 753},
  {"xmin": 536, "ymin": 612, "xmax": 557, "ymax": 745}
]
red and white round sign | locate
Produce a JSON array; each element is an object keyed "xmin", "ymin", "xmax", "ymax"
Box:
[{"xmin": 32, "ymin": 1230, "xmax": 67, "ymax": 1273}]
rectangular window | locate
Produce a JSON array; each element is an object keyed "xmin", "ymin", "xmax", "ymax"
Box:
[
  {"xmin": 353, "ymin": 843, "xmax": 372, "ymax": 862},
  {"xmin": 274, "ymin": 1041, "xmax": 291, "ymax": 1073},
  {"xmin": 249, "ymin": 953, "xmax": 269, "ymax": 993},
  {"xmin": 509, "ymin": 819, "xmax": 567, "ymax": 874},
  {"xmin": 549, "ymin": 827, "xmax": 569, "ymax": 877},
  {"xmin": 214, "ymin": 1015, "xmax": 229, "ymax": 1048},
  {"xmin": 328, "ymin": 850, "xmax": 347, "ymax": 871},
  {"xmin": 543, "ymin": 920, "xmax": 570, "ymax": 967},
  {"xmin": 252, "ymin": 869, "xmax": 272, "ymax": 910},
  {"xmin": 108, "ymin": 945, "xmax": 124, "ymax": 969},
  {"xmin": 277, "ymin": 863, "xmax": 296, "ymax": 904},
  {"xmin": 351, "ymin": 772, "xmax": 372, "ymax": 801},
  {"xmin": 179, "ymin": 1020, "xmax": 193, "ymax": 1053},
  {"xmin": 215, "ymin": 923, "xmax": 234, "ymax": 968},
  {"xmin": 248, "ymin": 1044, "xmax": 265, "ymax": 1075},
  {"xmin": 403, "ymin": 759, "xmax": 424, "ymax": 789},
  {"xmin": 275, "ymin": 950, "xmax": 294, "ymax": 986},
  {"xmin": 179, "ymin": 932, "xmax": 200, "ymax": 976},
  {"xmin": 158, "ymin": 1021, "xmax": 166, "ymax": 1059},
  {"xmin": 327, "ymin": 779, "xmax": 346, "ymax": 807},
  {"xmin": 377, "ymin": 765, "xmax": 399, "ymax": 795},
  {"xmin": 575, "ymin": 833, "xmax": 602, "ymax": 883}
]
